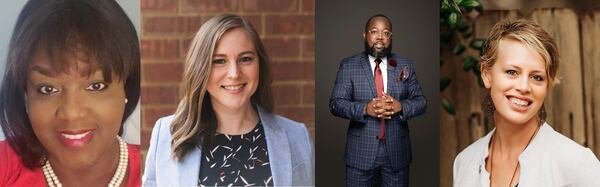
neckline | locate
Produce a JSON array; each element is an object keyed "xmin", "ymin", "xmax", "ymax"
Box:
[
  {"xmin": 487, "ymin": 123, "xmax": 542, "ymax": 187},
  {"xmin": 483, "ymin": 122, "xmax": 548, "ymax": 159},
  {"xmin": 215, "ymin": 120, "xmax": 262, "ymax": 137}
]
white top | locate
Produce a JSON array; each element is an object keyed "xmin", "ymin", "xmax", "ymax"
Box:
[
  {"xmin": 454, "ymin": 123, "xmax": 600, "ymax": 187},
  {"xmin": 368, "ymin": 55, "xmax": 388, "ymax": 93}
]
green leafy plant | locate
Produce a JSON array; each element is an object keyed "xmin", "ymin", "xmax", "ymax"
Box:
[{"xmin": 440, "ymin": 0, "xmax": 485, "ymax": 115}]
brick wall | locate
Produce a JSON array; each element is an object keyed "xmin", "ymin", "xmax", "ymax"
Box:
[{"xmin": 140, "ymin": 0, "xmax": 315, "ymax": 154}]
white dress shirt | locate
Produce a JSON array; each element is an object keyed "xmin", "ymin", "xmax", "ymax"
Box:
[
  {"xmin": 454, "ymin": 122, "xmax": 600, "ymax": 187},
  {"xmin": 368, "ymin": 55, "xmax": 388, "ymax": 93}
]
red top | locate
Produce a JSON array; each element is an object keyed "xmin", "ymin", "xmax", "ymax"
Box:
[{"xmin": 0, "ymin": 141, "xmax": 141, "ymax": 187}]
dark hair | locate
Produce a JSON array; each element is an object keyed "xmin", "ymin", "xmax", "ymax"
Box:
[
  {"xmin": 364, "ymin": 14, "xmax": 392, "ymax": 32},
  {"xmin": 0, "ymin": 0, "xmax": 140, "ymax": 169},
  {"xmin": 170, "ymin": 14, "xmax": 273, "ymax": 159}
]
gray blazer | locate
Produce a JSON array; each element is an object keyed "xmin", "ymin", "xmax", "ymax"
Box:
[{"xmin": 142, "ymin": 106, "xmax": 314, "ymax": 186}]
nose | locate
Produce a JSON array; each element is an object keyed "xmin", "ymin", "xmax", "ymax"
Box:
[
  {"xmin": 226, "ymin": 61, "xmax": 240, "ymax": 80},
  {"xmin": 515, "ymin": 76, "xmax": 531, "ymax": 94},
  {"xmin": 376, "ymin": 32, "xmax": 384, "ymax": 40},
  {"xmin": 56, "ymin": 90, "xmax": 86, "ymax": 121}
]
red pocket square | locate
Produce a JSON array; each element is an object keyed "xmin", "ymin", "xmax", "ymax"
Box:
[{"xmin": 397, "ymin": 66, "xmax": 409, "ymax": 82}]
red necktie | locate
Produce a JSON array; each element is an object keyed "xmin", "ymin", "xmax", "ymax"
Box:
[{"xmin": 374, "ymin": 58, "xmax": 385, "ymax": 139}]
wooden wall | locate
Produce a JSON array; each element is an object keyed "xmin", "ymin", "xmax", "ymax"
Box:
[{"xmin": 440, "ymin": 8, "xmax": 600, "ymax": 187}]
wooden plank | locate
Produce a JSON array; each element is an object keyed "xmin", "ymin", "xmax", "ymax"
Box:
[
  {"xmin": 451, "ymin": 39, "xmax": 477, "ymax": 151},
  {"xmin": 532, "ymin": 9, "xmax": 586, "ymax": 144},
  {"xmin": 440, "ymin": 45, "xmax": 458, "ymax": 187},
  {"xmin": 581, "ymin": 11, "xmax": 600, "ymax": 157}
]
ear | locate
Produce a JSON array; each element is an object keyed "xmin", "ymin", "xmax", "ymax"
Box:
[
  {"xmin": 481, "ymin": 67, "xmax": 492, "ymax": 89},
  {"xmin": 363, "ymin": 32, "xmax": 366, "ymax": 40}
]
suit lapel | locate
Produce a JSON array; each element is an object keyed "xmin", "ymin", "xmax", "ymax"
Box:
[
  {"xmin": 176, "ymin": 146, "xmax": 202, "ymax": 186},
  {"xmin": 359, "ymin": 54, "xmax": 377, "ymax": 98},
  {"xmin": 258, "ymin": 106, "xmax": 292, "ymax": 186}
]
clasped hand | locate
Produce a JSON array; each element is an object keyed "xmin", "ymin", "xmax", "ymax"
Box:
[{"xmin": 365, "ymin": 93, "xmax": 402, "ymax": 119}]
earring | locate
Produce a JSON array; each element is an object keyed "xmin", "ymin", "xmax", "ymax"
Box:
[
  {"xmin": 538, "ymin": 104, "xmax": 546, "ymax": 124},
  {"xmin": 125, "ymin": 98, "xmax": 128, "ymax": 104},
  {"xmin": 483, "ymin": 94, "xmax": 495, "ymax": 116}
]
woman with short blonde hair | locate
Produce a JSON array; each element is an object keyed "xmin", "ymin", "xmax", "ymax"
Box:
[{"xmin": 454, "ymin": 19, "xmax": 600, "ymax": 187}]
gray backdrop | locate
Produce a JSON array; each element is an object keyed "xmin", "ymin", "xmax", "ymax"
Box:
[
  {"xmin": 316, "ymin": 0, "xmax": 440, "ymax": 186},
  {"xmin": 0, "ymin": 0, "xmax": 141, "ymax": 144}
]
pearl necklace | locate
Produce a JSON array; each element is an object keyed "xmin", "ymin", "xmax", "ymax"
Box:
[{"xmin": 42, "ymin": 136, "xmax": 128, "ymax": 187}]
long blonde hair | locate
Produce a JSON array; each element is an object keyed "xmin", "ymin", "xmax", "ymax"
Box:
[{"xmin": 170, "ymin": 14, "xmax": 273, "ymax": 160}]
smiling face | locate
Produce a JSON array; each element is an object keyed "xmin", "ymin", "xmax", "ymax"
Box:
[
  {"xmin": 206, "ymin": 27, "xmax": 259, "ymax": 112},
  {"xmin": 25, "ymin": 49, "xmax": 125, "ymax": 169},
  {"xmin": 482, "ymin": 38, "xmax": 549, "ymax": 125},
  {"xmin": 363, "ymin": 16, "xmax": 392, "ymax": 57}
]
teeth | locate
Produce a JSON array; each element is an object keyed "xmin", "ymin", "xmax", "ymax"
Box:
[
  {"xmin": 223, "ymin": 85, "xmax": 244, "ymax": 90},
  {"xmin": 510, "ymin": 97, "xmax": 529, "ymax": 106},
  {"xmin": 61, "ymin": 131, "xmax": 91, "ymax": 140}
]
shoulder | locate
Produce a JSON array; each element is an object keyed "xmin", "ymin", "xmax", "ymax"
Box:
[
  {"xmin": 0, "ymin": 141, "xmax": 18, "ymax": 179},
  {"xmin": 147, "ymin": 115, "xmax": 175, "ymax": 155},
  {"xmin": 0, "ymin": 140, "xmax": 14, "ymax": 158},
  {"xmin": 0, "ymin": 140, "xmax": 23, "ymax": 170},
  {"xmin": 269, "ymin": 114, "xmax": 309, "ymax": 136},
  {"xmin": 340, "ymin": 52, "xmax": 366, "ymax": 65},
  {"xmin": 390, "ymin": 53, "xmax": 414, "ymax": 66},
  {"xmin": 529, "ymin": 124, "xmax": 600, "ymax": 184},
  {"xmin": 261, "ymin": 111, "xmax": 311, "ymax": 147},
  {"xmin": 152, "ymin": 115, "xmax": 175, "ymax": 138},
  {"xmin": 0, "ymin": 140, "xmax": 44, "ymax": 185},
  {"xmin": 538, "ymin": 124, "xmax": 591, "ymax": 155},
  {"xmin": 454, "ymin": 131, "xmax": 491, "ymax": 176},
  {"xmin": 155, "ymin": 115, "xmax": 175, "ymax": 129},
  {"xmin": 454, "ymin": 134, "xmax": 489, "ymax": 168},
  {"xmin": 537, "ymin": 124, "xmax": 599, "ymax": 165},
  {"xmin": 126, "ymin": 144, "xmax": 141, "ymax": 186}
]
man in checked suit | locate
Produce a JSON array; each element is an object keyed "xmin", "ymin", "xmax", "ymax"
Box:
[{"xmin": 329, "ymin": 14, "xmax": 427, "ymax": 186}]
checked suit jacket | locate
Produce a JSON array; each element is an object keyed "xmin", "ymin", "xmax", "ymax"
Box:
[{"xmin": 329, "ymin": 52, "xmax": 427, "ymax": 171}]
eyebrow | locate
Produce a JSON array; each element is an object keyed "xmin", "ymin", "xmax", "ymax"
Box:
[
  {"xmin": 505, "ymin": 65, "xmax": 545, "ymax": 74},
  {"xmin": 30, "ymin": 65, "xmax": 57, "ymax": 77},
  {"xmin": 213, "ymin": 51, "xmax": 257, "ymax": 58},
  {"xmin": 239, "ymin": 51, "xmax": 256, "ymax": 56},
  {"xmin": 505, "ymin": 65, "xmax": 521, "ymax": 70},
  {"xmin": 369, "ymin": 28, "xmax": 391, "ymax": 31},
  {"xmin": 30, "ymin": 64, "xmax": 101, "ymax": 78}
]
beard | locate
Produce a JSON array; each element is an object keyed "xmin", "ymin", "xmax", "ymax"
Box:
[{"xmin": 364, "ymin": 40, "xmax": 392, "ymax": 58}]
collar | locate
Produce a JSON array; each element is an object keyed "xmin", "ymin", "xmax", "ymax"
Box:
[
  {"xmin": 476, "ymin": 122, "xmax": 551, "ymax": 171},
  {"xmin": 368, "ymin": 55, "xmax": 388, "ymax": 67},
  {"xmin": 256, "ymin": 106, "xmax": 292, "ymax": 186}
]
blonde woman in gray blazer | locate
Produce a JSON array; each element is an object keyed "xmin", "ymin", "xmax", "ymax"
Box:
[{"xmin": 142, "ymin": 14, "xmax": 314, "ymax": 186}]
